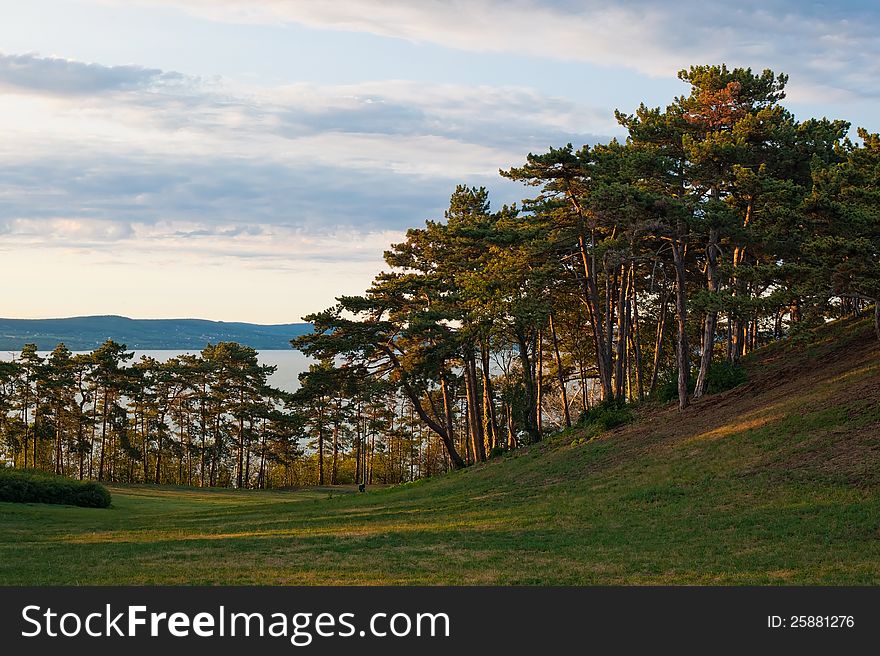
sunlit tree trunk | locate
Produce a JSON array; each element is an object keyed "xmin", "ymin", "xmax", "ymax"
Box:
[
  {"xmin": 672, "ymin": 239, "xmax": 690, "ymax": 411},
  {"xmin": 549, "ymin": 313, "xmax": 571, "ymax": 428},
  {"xmin": 695, "ymin": 227, "xmax": 721, "ymax": 398},
  {"xmin": 480, "ymin": 339, "xmax": 499, "ymax": 450},
  {"xmin": 629, "ymin": 270, "xmax": 645, "ymax": 402}
]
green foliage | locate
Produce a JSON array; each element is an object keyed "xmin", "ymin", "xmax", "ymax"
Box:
[
  {"xmin": 654, "ymin": 373, "xmax": 685, "ymax": 403},
  {"xmin": 704, "ymin": 361, "xmax": 748, "ymax": 394},
  {"xmin": 576, "ymin": 398, "xmax": 634, "ymax": 432},
  {"xmin": 655, "ymin": 361, "xmax": 747, "ymax": 402},
  {"xmin": 568, "ymin": 397, "xmax": 633, "ymax": 445},
  {"xmin": 0, "ymin": 468, "xmax": 111, "ymax": 508}
]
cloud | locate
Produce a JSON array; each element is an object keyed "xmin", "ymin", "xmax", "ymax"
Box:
[
  {"xmin": 0, "ymin": 53, "xmax": 611, "ymax": 154},
  {"xmin": 1, "ymin": 2, "xmax": 874, "ymax": 321},
  {"xmin": 0, "ymin": 49, "xmax": 603, "ymax": 322},
  {"xmin": 0, "ymin": 52, "xmax": 183, "ymax": 95},
  {"xmin": 269, "ymin": 81, "xmax": 613, "ymax": 149},
  {"xmin": 0, "ymin": 153, "xmax": 454, "ymax": 233},
  {"xmin": 102, "ymin": 0, "xmax": 880, "ymax": 101},
  {"xmin": 0, "ymin": 53, "xmax": 610, "ymax": 256}
]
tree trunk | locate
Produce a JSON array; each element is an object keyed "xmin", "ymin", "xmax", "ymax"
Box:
[
  {"xmin": 199, "ymin": 386, "xmax": 207, "ymax": 488},
  {"xmin": 88, "ymin": 394, "xmax": 98, "ymax": 479},
  {"xmin": 33, "ymin": 400, "xmax": 39, "ymax": 470},
  {"xmin": 614, "ymin": 263, "xmax": 629, "ymax": 400},
  {"xmin": 462, "ymin": 396, "xmax": 472, "ymax": 465},
  {"xmin": 244, "ymin": 421, "xmax": 252, "ymax": 487},
  {"xmin": 577, "ymin": 231, "xmax": 612, "ymax": 401},
  {"xmin": 694, "ymin": 228, "xmax": 720, "ymax": 398},
  {"xmin": 22, "ymin": 384, "xmax": 29, "ymax": 469},
  {"xmin": 536, "ymin": 330, "xmax": 543, "ymax": 438},
  {"xmin": 579, "ymin": 359, "xmax": 588, "ymax": 414},
  {"xmin": 77, "ymin": 411, "xmax": 85, "ymax": 480},
  {"xmin": 732, "ymin": 318, "xmax": 746, "ymax": 362},
  {"xmin": 54, "ymin": 402, "xmax": 63, "ymax": 475},
  {"xmin": 140, "ymin": 409, "xmax": 148, "ymax": 483},
  {"xmin": 317, "ymin": 404, "xmax": 325, "ymax": 486},
  {"xmin": 875, "ymin": 300, "xmax": 880, "ymax": 341},
  {"xmin": 605, "ymin": 262, "xmax": 617, "ymax": 401},
  {"xmin": 463, "ymin": 351, "xmax": 486, "ymax": 462},
  {"xmin": 480, "ymin": 339, "xmax": 499, "ymax": 450},
  {"xmin": 258, "ymin": 427, "xmax": 267, "ymax": 489},
  {"xmin": 210, "ymin": 409, "xmax": 221, "ymax": 487},
  {"xmin": 438, "ymin": 373, "xmax": 466, "ymax": 468},
  {"xmin": 629, "ymin": 271, "xmax": 645, "ymax": 402},
  {"xmin": 394, "ymin": 371, "xmax": 464, "ymax": 470},
  {"xmin": 368, "ymin": 432, "xmax": 375, "ymax": 485},
  {"xmin": 155, "ymin": 412, "xmax": 167, "ymax": 485},
  {"xmin": 355, "ymin": 400, "xmax": 362, "ymax": 484},
  {"xmin": 729, "ymin": 200, "xmax": 752, "ymax": 364},
  {"xmin": 672, "ymin": 240, "xmax": 690, "ymax": 411},
  {"xmin": 331, "ymin": 405, "xmax": 339, "ymax": 485},
  {"xmin": 98, "ymin": 388, "xmax": 108, "ymax": 480},
  {"xmin": 549, "ymin": 314, "xmax": 571, "ymax": 428},
  {"xmin": 505, "ymin": 401, "xmax": 516, "ymax": 449},
  {"xmin": 516, "ymin": 330, "xmax": 541, "ymax": 443}
]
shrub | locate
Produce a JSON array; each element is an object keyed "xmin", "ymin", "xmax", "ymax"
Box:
[
  {"xmin": 654, "ymin": 369, "xmax": 686, "ymax": 403},
  {"xmin": 577, "ymin": 398, "xmax": 634, "ymax": 432},
  {"xmin": 654, "ymin": 361, "xmax": 747, "ymax": 403},
  {"xmin": 0, "ymin": 469, "xmax": 111, "ymax": 508},
  {"xmin": 705, "ymin": 361, "xmax": 748, "ymax": 395}
]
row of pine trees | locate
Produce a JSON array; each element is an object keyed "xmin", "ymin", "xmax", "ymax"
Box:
[
  {"xmin": 294, "ymin": 64, "xmax": 879, "ymax": 469},
  {"xmin": 0, "ymin": 341, "xmax": 444, "ymax": 487},
  {"xmin": 1, "ymin": 64, "xmax": 878, "ymax": 485}
]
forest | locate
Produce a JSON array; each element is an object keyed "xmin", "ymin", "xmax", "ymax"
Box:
[{"xmin": 1, "ymin": 64, "xmax": 878, "ymax": 489}]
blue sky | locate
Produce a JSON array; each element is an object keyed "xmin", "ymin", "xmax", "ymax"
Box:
[{"xmin": 0, "ymin": 0, "xmax": 877, "ymax": 322}]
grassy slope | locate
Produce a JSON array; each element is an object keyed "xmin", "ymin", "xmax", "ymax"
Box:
[{"xmin": 1, "ymin": 317, "xmax": 878, "ymax": 585}]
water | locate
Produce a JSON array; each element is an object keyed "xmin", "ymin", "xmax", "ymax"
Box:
[{"xmin": 0, "ymin": 349, "xmax": 313, "ymax": 393}]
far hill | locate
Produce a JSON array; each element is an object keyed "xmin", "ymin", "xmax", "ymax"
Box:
[
  {"xmin": 1, "ymin": 315, "xmax": 877, "ymax": 584},
  {"xmin": 0, "ymin": 315, "xmax": 312, "ymax": 351}
]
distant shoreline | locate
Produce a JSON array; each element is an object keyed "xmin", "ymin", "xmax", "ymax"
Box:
[{"xmin": 0, "ymin": 315, "xmax": 312, "ymax": 351}]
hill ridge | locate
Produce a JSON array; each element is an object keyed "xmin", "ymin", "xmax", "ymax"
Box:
[{"xmin": 0, "ymin": 315, "xmax": 312, "ymax": 351}]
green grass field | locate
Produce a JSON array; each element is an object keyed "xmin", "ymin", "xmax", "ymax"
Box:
[{"xmin": 2, "ymin": 317, "xmax": 879, "ymax": 585}]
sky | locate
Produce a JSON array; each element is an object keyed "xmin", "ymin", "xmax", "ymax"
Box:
[{"xmin": 0, "ymin": 1, "xmax": 877, "ymax": 323}]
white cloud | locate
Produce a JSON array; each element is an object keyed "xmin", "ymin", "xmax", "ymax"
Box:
[
  {"xmin": 0, "ymin": 54, "xmax": 608, "ymax": 243},
  {"xmin": 99, "ymin": 0, "xmax": 880, "ymax": 101},
  {"xmin": 0, "ymin": 50, "xmax": 606, "ymax": 320},
  {"xmin": 0, "ymin": 52, "xmax": 183, "ymax": 95}
]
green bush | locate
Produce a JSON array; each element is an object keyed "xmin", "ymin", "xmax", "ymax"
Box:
[
  {"xmin": 654, "ymin": 373, "xmax": 683, "ymax": 403},
  {"xmin": 577, "ymin": 398, "xmax": 634, "ymax": 432},
  {"xmin": 0, "ymin": 468, "xmax": 111, "ymax": 508},
  {"xmin": 705, "ymin": 361, "xmax": 748, "ymax": 394},
  {"xmin": 654, "ymin": 361, "xmax": 747, "ymax": 403}
]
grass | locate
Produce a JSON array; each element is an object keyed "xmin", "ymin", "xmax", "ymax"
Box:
[{"xmin": 1, "ymin": 317, "xmax": 878, "ymax": 585}]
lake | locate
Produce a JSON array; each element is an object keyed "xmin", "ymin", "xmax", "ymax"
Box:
[{"xmin": 0, "ymin": 349, "xmax": 313, "ymax": 393}]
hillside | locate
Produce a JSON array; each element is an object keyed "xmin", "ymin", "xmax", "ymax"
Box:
[
  {"xmin": 0, "ymin": 315, "xmax": 312, "ymax": 351},
  {"xmin": 0, "ymin": 316, "xmax": 878, "ymax": 584}
]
